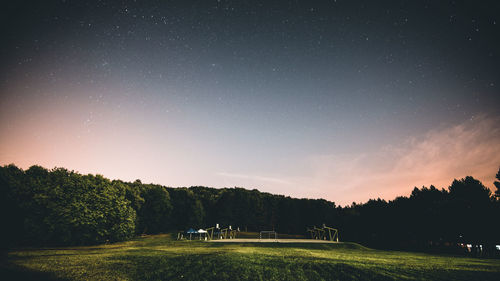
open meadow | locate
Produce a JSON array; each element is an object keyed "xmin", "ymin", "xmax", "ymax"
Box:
[{"xmin": 2, "ymin": 234, "xmax": 500, "ymax": 281}]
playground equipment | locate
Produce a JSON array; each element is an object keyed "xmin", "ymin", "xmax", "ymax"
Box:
[
  {"xmin": 306, "ymin": 227, "xmax": 315, "ymax": 239},
  {"xmin": 220, "ymin": 226, "xmax": 230, "ymax": 239},
  {"xmin": 305, "ymin": 226, "xmax": 325, "ymax": 239},
  {"xmin": 205, "ymin": 227, "xmax": 215, "ymax": 240},
  {"xmin": 228, "ymin": 227, "xmax": 239, "ymax": 239},
  {"xmin": 322, "ymin": 224, "xmax": 339, "ymax": 242},
  {"xmin": 314, "ymin": 226, "xmax": 325, "ymax": 240},
  {"xmin": 197, "ymin": 229, "xmax": 208, "ymax": 240},
  {"xmin": 177, "ymin": 228, "xmax": 209, "ymax": 240},
  {"xmin": 307, "ymin": 224, "xmax": 339, "ymax": 242},
  {"xmin": 186, "ymin": 228, "xmax": 197, "ymax": 240},
  {"xmin": 202, "ymin": 224, "xmax": 239, "ymax": 240},
  {"xmin": 259, "ymin": 230, "xmax": 278, "ymax": 241}
]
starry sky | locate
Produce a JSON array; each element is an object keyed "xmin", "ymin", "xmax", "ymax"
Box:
[{"xmin": 1, "ymin": 0, "xmax": 499, "ymax": 205}]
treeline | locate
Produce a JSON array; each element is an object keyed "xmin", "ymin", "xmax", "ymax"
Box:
[{"xmin": 1, "ymin": 164, "xmax": 499, "ymax": 252}]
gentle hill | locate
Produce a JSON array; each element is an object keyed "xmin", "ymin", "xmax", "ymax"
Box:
[{"xmin": 3, "ymin": 234, "xmax": 500, "ymax": 281}]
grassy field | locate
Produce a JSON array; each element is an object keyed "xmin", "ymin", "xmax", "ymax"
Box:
[{"xmin": 2, "ymin": 235, "xmax": 500, "ymax": 281}]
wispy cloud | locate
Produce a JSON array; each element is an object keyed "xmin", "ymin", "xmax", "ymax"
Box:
[
  {"xmin": 213, "ymin": 116, "xmax": 500, "ymax": 206},
  {"xmin": 306, "ymin": 115, "xmax": 500, "ymax": 205}
]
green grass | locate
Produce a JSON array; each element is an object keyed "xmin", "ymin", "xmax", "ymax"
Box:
[{"xmin": 2, "ymin": 234, "xmax": 500, "ymax": 281}]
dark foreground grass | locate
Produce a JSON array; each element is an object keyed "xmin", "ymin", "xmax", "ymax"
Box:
[{"xmin": 2, "ymin": 235, "xmax": 500, "ymax": 281}]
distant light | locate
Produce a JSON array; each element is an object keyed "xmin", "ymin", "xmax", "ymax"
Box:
[{"xmin": 496, "ymin": 245, "xmax": 500, "ymax": 251}]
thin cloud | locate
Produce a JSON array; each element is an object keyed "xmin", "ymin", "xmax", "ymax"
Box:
[{"xmin": 307, "ymin": 115, "xmax": 500, "ymax": 205}]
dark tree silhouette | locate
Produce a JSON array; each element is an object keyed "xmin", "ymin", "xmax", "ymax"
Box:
[
  {"xmin": 446, "ymin": 177, "xmax": 492, "ymax": 246},
  {"xmin": 1, "ymin": 163, "xmax": 499, "ymax": 254},
  {"xmin": 494, "ymin": 166, "xmax": 500, "ymax": 199},
  {"xmin": 137, "ymin": 185, "xmax": 173, "ymax": 234}
]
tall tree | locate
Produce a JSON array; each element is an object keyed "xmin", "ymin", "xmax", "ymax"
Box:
[
  {"xmin": 446, "ymin": 177, "xmax": 492, "ymax": 244},
  {"xmin": 494, "ymin": 166, "xmax": 500, "ymax": 199},
  {"xmin": 138, "ymin": 186, "xmax": 173, "ymax": 234}
]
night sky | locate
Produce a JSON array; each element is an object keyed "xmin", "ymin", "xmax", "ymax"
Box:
[{"xmin": 1, "ymin": 0, "xmax": 499, "ymax": 205}]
